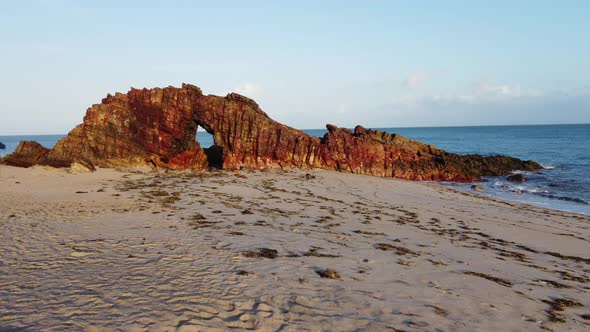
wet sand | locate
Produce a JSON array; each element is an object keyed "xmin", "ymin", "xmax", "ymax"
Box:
[{"xmin": 1, "ymin": 165, "xmax": 589, "ymax": 331}]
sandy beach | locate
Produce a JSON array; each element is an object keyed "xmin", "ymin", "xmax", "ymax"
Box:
[{"xmin": 1, "ymin": 165, "xmax": 589, "ymax": 331}]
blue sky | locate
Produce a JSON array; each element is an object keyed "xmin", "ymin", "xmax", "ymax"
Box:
[{"xmin": 0, "ymin": 0, "xmax": 589, "ymax": 134}]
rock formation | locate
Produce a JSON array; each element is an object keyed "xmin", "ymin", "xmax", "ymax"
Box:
[
  {"xmin": 471, "ymin": 185, "xmax": 484, "ymax": 191},
  {"xmin": 0, "ymin": 141, "xmax": 5, "ymax": 149},
  {"xmin": 70, "ymin": 158, "xmax": 96, "ymax": 174},
  {"xmin": 3, "ymin": 141, "xmax": 51, "ymax": 168},
  {"xmin": 3, "ymin": 83, "xmax": 541, "ymax": 182},
  {"xmin": 507, "ymin": 173, "xmax": 526, "ymax": 182}
]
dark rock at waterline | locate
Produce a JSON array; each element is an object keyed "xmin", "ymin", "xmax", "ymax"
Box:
[
  {"xmin": 0, "ymin": 141, "xmax": 5, "ymax": 149},
  {"xmin": 507, "ymin": 174, "xmax": 526, "ymax": 182},
  {"xmin": 548, "ymin": 183, "xmax": 559, "ymax": 187},
  {"xmin": 3, "ymin": 141, "xmax": 50, "ymax": 168},
  {"xmin": 3, "ymin": 141, "xmax": 71, "ymax": 168}
]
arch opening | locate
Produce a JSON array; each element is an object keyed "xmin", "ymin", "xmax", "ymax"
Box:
[
  {"xmin": 195, "ymin": 123, "xmax": 223, "ymax": 169},
  {"xmin": 195, "ymin": 125, "xmax": 214, "ymax": 148}
]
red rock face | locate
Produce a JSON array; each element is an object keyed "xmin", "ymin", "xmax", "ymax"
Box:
[
  {"xmin": 317, "ymin": 125, "xmax": 540, "ymax": 181},
  {"xmin": 46, "ymin": 87, "xmax": 201, "ymax": 167},
  {"xmin": 3, "ymin": 141, "xmax": 50, "ymax": 168},
  {"xmin": 165, "ymin": 148, "xmax": 209, "ymax": 172},
  {"xmin": 193, "ymin": 92, "xmax": 321, "ymax": 171},
  {"xmin": 4, "ymin": 83, "xmax": 541, "ymax": 181}
]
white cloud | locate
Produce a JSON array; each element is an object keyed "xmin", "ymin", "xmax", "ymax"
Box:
[
  {"xmin": 403, "ymin": 72, "xmax": 431, "ymax": 89},
  {"xmin": 472, "ymin": 82, "xmax": 542, "ymax": 100},
  {"xmin": 233, "ymin": 82, "xmax": 262, "ymax": 98},
  {"xmin": 368, "ymin": 83, "xmax": 590, "ymax": 128},
  {"xmin": 389, "ymin": 81, "xmax": 544, "ymax": 108}
]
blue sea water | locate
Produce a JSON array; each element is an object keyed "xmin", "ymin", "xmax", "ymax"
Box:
[{"xmin": 1, "ymin": 124, "xmax": 588, "ymax": 215}]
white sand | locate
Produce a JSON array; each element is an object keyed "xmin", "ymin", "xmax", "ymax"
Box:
[{"xmin": 1, "ymin": 165, "xmax": 589, "ymax": 331}]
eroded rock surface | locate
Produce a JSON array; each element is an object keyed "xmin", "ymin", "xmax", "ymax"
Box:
[
  {"xmin": 4, "ymin": 141, "xmax": 51, "ymax": 168},
  {"xmin": 4, "ymin": 83, "xmax": 541, "ymax": 181}
]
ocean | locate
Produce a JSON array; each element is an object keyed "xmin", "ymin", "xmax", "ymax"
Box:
[{"xmin": 1, "ymin": 124, "xmax": 588, "ymax": 215}]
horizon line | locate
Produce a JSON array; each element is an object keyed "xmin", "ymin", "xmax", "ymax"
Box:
[{"xmin": 1, "ymin": 122, "xmax": 589, "ymax": 137}]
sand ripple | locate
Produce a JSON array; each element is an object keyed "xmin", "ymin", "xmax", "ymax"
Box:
[{"xmin": 1, "ymin": 166, "xmax": 589, "ymax": 331}]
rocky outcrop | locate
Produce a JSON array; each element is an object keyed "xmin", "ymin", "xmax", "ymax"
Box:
[
  {"xmin": 70, "ymin": 158, "xmax": 96, "ymax": 174},
  {"xmin": 507, "ymin": 173, "xmax": 526, "ymax": 182},
  {"xmin": 4, "ymin": 140, "xmax": 92, "ymax": 169},
  {"xmin": 4, "ymin": 141, "xmax": 51, "ymax": 168},
  {"xmin": 4, "ymin": 83, "xmax": 541, "ymax": 181},
  {"xmin": 0, "ymin": 141, "xmax": 5, "ymax": 149},
  {"xmin": 317, "ymin": 125, "xmax": 540, "ymax": 181}
]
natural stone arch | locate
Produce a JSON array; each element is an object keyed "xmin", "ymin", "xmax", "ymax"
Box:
[{"xmin": 2, "ymin": 83, "xmax": 541, "ymax": 181}]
